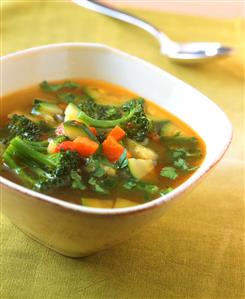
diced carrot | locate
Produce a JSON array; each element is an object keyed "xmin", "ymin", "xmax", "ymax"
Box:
[
  {"xmin": 102, "ymin": 136, "xmax": 125, "ymax": 162},
  {"xmin": 89, "ymin": 126, "xmax": 98, "ymax": 136},
  {"xmin": 74, "ymin": 136, "xmax": 99, "ymax": 157},
  {"xmin": 55, "ymin": 141, "xmax": 77, "ymax": 152},
  {"xmin": 58, "ymin": 103, "xmax": 68, "ymax": 110},
  {"xmin": 55, "ymin": 123, "xmax": 65, "ymax": 136},
  {"xmin": 108, "ymin": 126, "xmax": 126, "ymax": 141}
]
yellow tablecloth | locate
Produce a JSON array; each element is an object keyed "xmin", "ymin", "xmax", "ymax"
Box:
[{"xmin": 1, "ymin": 2, "xmax": 244, "ymax": 299}]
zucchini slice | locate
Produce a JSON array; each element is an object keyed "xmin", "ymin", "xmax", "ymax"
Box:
[
  {"xmin": 63, "ymin": 120, "xmax": 97, "ymax": 141},
  {"xmin": 82, "ymin": 86, "xmax": 102, "ymax": 100},
  {"xmin": 64, "ymin": 103, "xmax": 81, "ymax": 122},
  {"xmin": 32, "ymin": 99, "xmax": 63, "ymax": 116},
  {"xmin": 126, "ymin": 138, "xmax": 158, "ymax": 160},
  {"xmin": 160, "ymin": 121, "xmax": 181, "ymax": 137},
  {"xmin": 128, "ymin": 158, "xmax": 155, "ymax": 180}
]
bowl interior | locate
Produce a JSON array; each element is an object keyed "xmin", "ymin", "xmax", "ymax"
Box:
[{"xmin": 0, "ymin": 43, "xmax": 232, "ymax": 211}]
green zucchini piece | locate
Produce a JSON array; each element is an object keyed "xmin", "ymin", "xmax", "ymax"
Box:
[
  {"xmin": 63, "ymin": 120, "xmax": 97, "ymax": 141},
  {"xmin": 32, "ymin": 99, "xmax": 63, "ymax": 116},
  {"xmin": 126, "ymin": 138, "xmax": 158, "ymax": 160},
  {"xmin": 64, "ymin": 103, "xmax": 80, "ymax": 122},
  {"xmin": 82, "ymin": 86, "xmax": 103, "ymax": 100},
  {"xmin": 128, "ymin": 158, "xmax": 155, "ymax": 180},
  {"xmin": 160, "ymin": 120, "xmax": 181, "ymax": 137}
]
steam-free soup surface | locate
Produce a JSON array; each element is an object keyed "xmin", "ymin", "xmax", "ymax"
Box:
[{"xmin": 0, "ymin": 79, "xmax": 205, "ymax": 208}]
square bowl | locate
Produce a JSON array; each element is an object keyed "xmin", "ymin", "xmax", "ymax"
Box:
[{"xmin": 0, "ymin": 43, "xmax": 232, "ymax": 257}]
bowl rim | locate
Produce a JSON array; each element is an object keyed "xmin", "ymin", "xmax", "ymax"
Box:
[{"xmin": 0, "ymin": 42, "xmax": 233, "ymax": 216}]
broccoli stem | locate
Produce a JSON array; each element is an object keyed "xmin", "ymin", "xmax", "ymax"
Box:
[
  {"xmin": 10, "ymin": 136, "xmax": 56, "ymax": 168},
  {"xmin": 26, "ymin": 140, "xmax": 48, "ymax": 153},
  {"xmin": 78, "ymin": 107, "xmax": 136, "ymax": 128},
  {"xmin": 3, "ymin": 151, "xmax": 35, "ymax": 187}
]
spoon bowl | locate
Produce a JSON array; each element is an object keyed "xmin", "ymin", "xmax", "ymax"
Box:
[{"xmin": 73, "ymin": 0, "xmax": 233, "ymax": 64}]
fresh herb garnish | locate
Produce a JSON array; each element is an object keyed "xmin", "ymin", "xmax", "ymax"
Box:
[
  {"xmin": 174, "ymin": 158, "xmax": 198, "ymax": 172},
  {"xmin": 160, "ymin": 187, "xmax": 173, "ymax": 196},
  {"xmin": 170, "ymin": 147, "xmax": 202, "ymax": 159},
  {"xmin": 88, "ymin": 177, "xmax": 108, "ymax": 194},
  {"xmin": 116, "ymin": 149, "xmax": 128, "ymax": 169},
  {"xmin": 71, "ymin": 170, "xmax": 86, "ymax": 190},
  {"xmin": 160, "ymin": 167, "xmax": 178, "ymax": 180},
  {"xmin": 123, "ymin": 178, "xmax": 159, "ymax": 199}
]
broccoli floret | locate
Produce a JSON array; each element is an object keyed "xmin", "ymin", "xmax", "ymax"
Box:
[
  {"xmin": 2, "ymin": 136, "xmax": 82, "ymax": 192},
  {"xmin": 7, "ymin": 114, "xmax": 51, "ymax": 142},
  {"xmin": 121, "ymin": 99, "xmax": 151, "ymax": 141},
  {"xmin": 77, "ymin": 98, "xmax": 150, "ymax": 141},
  {"xmin": 78, "ymin": 96, "xmax": 121, "ymax": 120}
]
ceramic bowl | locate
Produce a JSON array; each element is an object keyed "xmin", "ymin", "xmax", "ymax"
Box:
[{"xmin": 0, "ymin": 43, "xmax": 232, "ymax": 257}]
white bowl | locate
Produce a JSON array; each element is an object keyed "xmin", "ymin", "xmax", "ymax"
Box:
[{"xmin": 0, "ymin": 43, "xmax": 232, "ymax": 257}]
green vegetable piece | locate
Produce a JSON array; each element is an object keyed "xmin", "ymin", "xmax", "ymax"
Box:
[
  {"xmin": 58, "ymin": 93, "xmax": 77, "ymax": 103},
  {"xmin": 7, "ymin": 114, "xmax": 46, "ymax": 142},
  {"xmin": 40, "ymin": 80, "xmax": 80, "ymax": 92},
  {"xmin": 63, "ymin": 120, "xmax": 97, "ymax": 141},
  {"xmin": 123, "ymin": 178, "xmax": 159, "ymax": 196},
  {"xmin": 161, "ymin": 135, "xmax": 198, "ymax": 146},
  {"xmin": 88, "ymin": 177, "xmax": 108, "ymax": 194},
  {"xmin": 83, "ymin": 86, "xmax": 102, "ymax": 100},
  {"xmin": 2, "ymin": 136, "xmax": 81, "ymax": 192},
  {"xmin": 84, "ymin": 157, "xmax": 106, "ymax": 179},
  {"xmin": 71, "ymin": 170, "xmax": 86, "ymax": 190},
  {"xmin": 128, "ymin": 158, "xmax": 155, "ymax": 180},
  {"xmin": 64, "ymin": 103, "xmax": 81, "ymax": 122},
  {"xmin": 160, "ymin": 187, "xmax": 173, "ymax": 196},
  {"xmin": 174, "ymin": 158, "xmax": 198, "ymax": 172},
  {"xmin": 32, "ymin": 100, "xmax": 63, "ymax": 116},
  {"xmin": 160, "ymin": 121, "xmax": 181, "ymax": 137},
  {"xmin": 126, "ymin": 138, "xmax": 158, "ymax": 160},
  {"xmin": 78, "ymin": 104, "xmax": 136, "ymax": 128},
  {"xmin": 123, "ymin": 179, "xmax": 137, "ymax": 190},
  {"xmin": 116, "ymin": 149, "xmax": 128, "ymax": 169},
  {"xmin": 160, "ymin": 167, "xmax": 178, "ymax": 180},
  {"xmin": 170, "ymin": 148, "xmax": 202, "ymax": 159}
]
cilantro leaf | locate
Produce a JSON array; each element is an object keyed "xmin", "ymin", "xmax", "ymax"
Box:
[
  {"xmin": 123, "ymin": 179, "xmax": 137, "ymax": 190},
  {"xmin": 88, "ymin": 177, "xmax": 108, "ymax": 194},
  {"xmin": 160, "ymin": 187, "xmax": 173, "ymax": 196},
  {"xmin": 116, "ymin": 149, "xmax": 128, "ymax": 169},
  {"xmin": 173, "ymin": 158, "xmax": 189, "ymax": 171},
  {"xmin": 123, "ymin": 178, "xmax": 159, "ymax": 196},
  {"xmin": 170, "ymin": 148, "xmax": 202, "ymax": 159},
  {"xmin": 70, "ymin": 171, "xmax": 86, "ymax": 190},
  {"xmin": 160, "ymin": 167, "xmax": 178, "ymax": 180},
  {"xmin": 137, "ymin": 182, "xmax": 159, "ymax": 194},
  {"xmin": 174, "ymin": 158, "xmax": 198, "ymax": 172}
]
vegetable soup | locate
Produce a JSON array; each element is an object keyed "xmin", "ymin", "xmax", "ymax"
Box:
[{"xmin": 0, "ymin": 80, "xmax": 205, "ymax": 208}]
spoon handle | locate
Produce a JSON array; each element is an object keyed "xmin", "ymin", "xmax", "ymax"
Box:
[{"xmin": 72, "ymin": 0, "xmax": 171, "ymax": 46}]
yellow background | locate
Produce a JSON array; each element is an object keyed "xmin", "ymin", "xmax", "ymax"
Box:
[{"xmin": 1, "ymin": 2, "xmax": 244, "ymax": 298}]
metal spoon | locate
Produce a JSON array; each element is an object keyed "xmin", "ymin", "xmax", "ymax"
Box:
[{"xmin": 72, "ymin": 0, "xmax": 233, "ymax": 64}]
